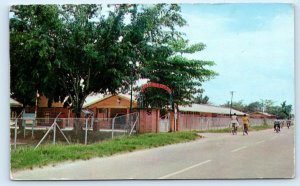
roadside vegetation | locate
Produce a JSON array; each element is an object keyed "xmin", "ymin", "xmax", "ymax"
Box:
[
  {"xmin": 11, "ymin": 131, "xmax": 199, "ymax": 171},
  {"xmin": 11, "ymin": 125, "xmax": 275, "ymax": 171}
]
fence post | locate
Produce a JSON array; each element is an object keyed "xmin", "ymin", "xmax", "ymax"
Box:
[
  {"xmin": 112, "ymin": 117, "xmax": 115, "ymax": 139},
  {"xmin": 14, "ymin": 110, "xmax": 24, "ymax": 150},
  {"xmin": 31, "ymin": 119, "xmax": 36, "ymax": 139},
  {"xmin": 35, "ymin": 122, "xmax": 55, "ymax": 150},
  {"xmin": 129, "ymin": 113, "xmax": 138, "ymax": 136},
  {"xmin": 14, "ymin": 118, "xmax": 18, "ymax": 150},
  {"xmin": 85, "ymin": 118, "xmax": 88, "ymax": 145},
  {"xmin": 53, "ymin": 121, "xmax": 56, "ymax": 145},
  {"xmin": 23, "ymin": 123, "xmax": 26, "ymax": 139}
]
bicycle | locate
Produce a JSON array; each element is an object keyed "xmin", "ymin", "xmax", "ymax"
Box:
[
  {"xmin": 287, "ymin": 120, "xmax": 291, "ymax": 129},
  {"xmin": 274, "ymin": 124, "xmax": 280, "ymax": 133},
  {"xmin": 243, "ymin": 124, "xmax": 248, "ymax": 135},
  {"xmin": 231, "ymin": 123, "xmax": 238, "ymax": 135}
]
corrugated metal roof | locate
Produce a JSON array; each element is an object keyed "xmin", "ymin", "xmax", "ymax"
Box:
[
  {"xmin": 252, "ymin": 112, "xmax": 274, "ymax": 117},
  {"xmin": 10, "ymin": 98, "xmax": 23, "ymax": 107},
  {"xmin": 178, "ymin": 104, "xmax": 245, "ymax": 115}
]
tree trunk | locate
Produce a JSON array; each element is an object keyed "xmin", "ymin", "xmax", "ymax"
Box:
[{"xmin": 73, "ymin": 109, "xmax": 82, "ymax": 135}]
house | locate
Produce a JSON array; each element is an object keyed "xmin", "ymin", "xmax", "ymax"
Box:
[
  {"xmin": 38, "ymin": 95, "xmax": 64, "ymax": 108},
  {"xmin": 83, "ymin": 94, "xmax": 138, "ymax": 118},
  {"xmin": 250, "ymin": 111, "xmax": 275, "ymax": 119},
  {"xmin": 10, "ymin": 98, "xmax": 23, "ymax": 119},
  {"xmin": 30, "ymin": 93, "xmax": 138, "ymax": 119},
  {"xmin": 178, "ymin": 104, "xmax": 245, "ymax": 117},
  {"xmin": 23, "ymin": 95, "xmax": 72, "ymax": 119},
  {"xmin": 177, "ymin": 104, "xmax": 246, "ymax": 131}
]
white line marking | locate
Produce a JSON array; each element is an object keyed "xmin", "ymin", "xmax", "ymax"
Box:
[
  {"xmin": 255, "ymin": 140, "xmax": 265, "ymax": 144},
  {"xmin": 158, "ymin": 160, "xmax": 212, "ymax": 179},
  {"xmin": 231, "ymin": 146, "xmax": 247, "ymax": 152}
]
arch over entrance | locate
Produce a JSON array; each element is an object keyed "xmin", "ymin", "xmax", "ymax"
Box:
[
  {"xmin": 140, "ymin": 82, "xmax": 172, "ymax": 94},
  {"xmin": 139, "ymin": 82, "xmax": 173, "ymax": 109},
  {"xmin": 138, "ymin": 82, "xmax": 176, "ymax": 133}
]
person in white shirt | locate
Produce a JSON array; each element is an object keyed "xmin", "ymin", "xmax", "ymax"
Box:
[{"xmin": 231, "ymin": 113, "xmax": 239, "ymax": 134}]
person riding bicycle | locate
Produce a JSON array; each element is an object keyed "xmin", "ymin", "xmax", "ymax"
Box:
[
  {"xmin": 280, "ymin": 120, "xmax": 285, "ymax": 128},
  {"xmin": 242, "ymin": 114, "xmax": 249, "ymax": 135},
  {"xmin": 231, "ymin": 113, "xmax": 239, "ymax": 134},
  {"xmin": 274, "ymin": 118, "xmax": 281, "ymax": 132},
  {"xmin": 286, "ymin": 119, "xmax": 291, "ymax": 128}
]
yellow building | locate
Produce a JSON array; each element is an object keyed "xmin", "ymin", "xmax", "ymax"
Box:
[
  {"xmin": 83, "ymin": 94, "xmax": 138, "ymax": 118},
  {"xmin": 35, "ymin": 94, "xmax": 138, "ymax": 118}
]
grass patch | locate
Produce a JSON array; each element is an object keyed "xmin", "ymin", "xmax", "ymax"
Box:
[{"xmin": 11, "ymin": 131, "xmax": 199, "ymax": 171}]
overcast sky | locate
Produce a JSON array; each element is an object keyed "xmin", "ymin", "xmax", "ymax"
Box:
[{"xmin": 179, "ymin": 3, "xmax": 294, "ymax": 106}]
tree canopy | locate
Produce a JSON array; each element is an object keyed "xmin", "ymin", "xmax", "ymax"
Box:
[
  {"xmin": 138, "ymin": 36, "xmax": 217, "ymax": 109},
  {"xmin": 221, "ymin": 99, "xmax": 293, "ymax": 119},
  {"xmin": 192, "ymin": 94, "xmax": 210, "ymax": 104},
  {"xmin": 10, "ymin": 4, "xmax": 217, "ymax": 117}
]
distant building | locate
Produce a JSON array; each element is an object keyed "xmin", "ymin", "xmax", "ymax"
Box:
[
  {"xmin": 83, "ymin": 94, "xmax": 138, "ymax": 118},
  {"xmin": 249, "ymin": 111, "xmax": 275, "ymax": 119},
  {"xmin": 178, "ymin": 104, "xmax": 245, "ymax": 117},
  {"xmin": 25, "ymin": 94, "xmax": 138, "ymax": 119},
  {"xmin": 10, "ymin": 98, "xmax": 23, "ymax": 119},
  {"xmin": 38, "ymin": 95, "xmax": 64, "ymax": 108},
  {"xmin": 177, "ymin": 104, "xmax": 246, "ymax": 131}
]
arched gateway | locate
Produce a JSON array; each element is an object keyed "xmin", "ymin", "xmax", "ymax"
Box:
[
  {"xmin": 138, "ymin": 82, "xmax": 176, "ymax": 133},
  {"xmin": 139, "ymin": 82, "xmax": 173, "ymax": 110}
]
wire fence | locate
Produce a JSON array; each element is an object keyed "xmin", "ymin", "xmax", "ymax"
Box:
[
  {"xmin": 10, "ymin": 112, "xmax": 139, "ymax": 149},
  {"xmin": 10, "ymin": 110, "xmax": 293, "ymax": 149}
]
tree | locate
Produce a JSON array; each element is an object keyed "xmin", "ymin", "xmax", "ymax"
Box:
[
  {"xmin": 221, "ymin": 100, "xmax": 246, "ymax": 112},
  {"xmin": 246, "ymin": 101, "xmax": 262, "ymax": 112},
  {"xmin": 193, "ymin": 94, "xmax": 210, "ymax": 104},
  {"xmin": 10, "ymin": 5, "xmax": 63, "ymax": 106},
  {"xmin": 138, "ymin": 28, "xmax": 217, "ymax": 109},
  {"xmin": 10, "ymin": 4, "xmax": 195, "ymax": 133},
  {"xmin": 277, "ymin": 101, "xmax": 292, "ymax": 119},
  {"xmin": 140, "ymin": 55, "xmax": 217, "ymax": 109}
]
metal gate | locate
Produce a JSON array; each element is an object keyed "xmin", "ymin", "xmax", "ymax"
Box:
[{"xmin": 160, "ymin": 113, "xmax": 170, "ymax": 132}]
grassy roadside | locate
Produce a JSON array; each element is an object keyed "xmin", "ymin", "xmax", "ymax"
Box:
[
  {"xmin": 11, "ymin": 125, "xmax": 273, "ymax": 171},
  {"xmin": 11, "ymin": 131, "xmax": 199, "ymax": 171}
]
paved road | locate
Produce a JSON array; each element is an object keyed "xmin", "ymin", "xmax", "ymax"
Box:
[{"xmin": 11, "ymin": 127, "xmax": 295, "ymax": 180}]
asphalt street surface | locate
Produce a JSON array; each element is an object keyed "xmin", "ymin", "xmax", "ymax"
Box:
[{"xmin": 11, "ymin": 127, "xmax": 295, "ymax": 180}]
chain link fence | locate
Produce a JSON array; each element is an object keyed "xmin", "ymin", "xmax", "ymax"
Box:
[{"xmin": 10, "ymin": 112, "xmax": 139, "ymax": 149}]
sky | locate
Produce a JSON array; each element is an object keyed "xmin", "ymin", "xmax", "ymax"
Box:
[
  {"xmin": 5, "ymin": 2, "xmax": 294, "ymax": 108},
  {"xmin": 179, "ymin": 3, "xmax": 294, "ymax": 106}
]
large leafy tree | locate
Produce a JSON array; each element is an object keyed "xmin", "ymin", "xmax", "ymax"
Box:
[
  {"xmin": 10, "ymin": 4, "xmax": 192, "ymax": 132},
  {"xmin": 193, "ymin": 94, "xmax": 210, "ymax": 104},
  {"xmin": 221, "ymin": 100, "xmax": 246, "ymax": 112},
  {"xmin": 267, "ymin": 101, "xmax": 293, "ymax": 119},
  {"xmin": 10, "ymin": 5, "xmax": 62, "ymax": 106},
  {"xmin": 139, "ymin": 38, "xmax": 217, "ymax": 109},
  {"xmin": 246, "ymin": 101, "xmax": 263, "ymax": 112}
]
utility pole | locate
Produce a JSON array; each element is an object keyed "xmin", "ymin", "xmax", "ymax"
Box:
[
  {"xmin": 261, "ymin": 100, "xmax": 265, "ymax": 114},
  {"xmin": 129, "ymin": 61, "xmax": 133, "ymax": 113},
  {"xmin": 229, "ymin": 91, "xmax": 234, "ymax": 116},
  {"xmin": 35, "ymin": 90, "xmax": 39, "ymax": 118},
  {"xmin": 129, "ymin": 61, "xmax": 139, "ymax": 113}
]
